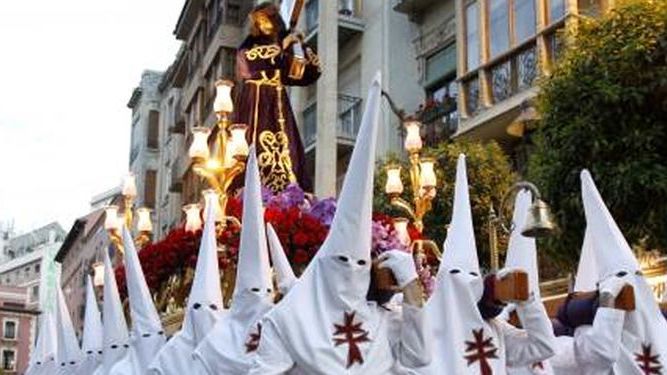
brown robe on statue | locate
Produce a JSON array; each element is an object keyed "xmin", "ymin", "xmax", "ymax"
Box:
[{"xmin": 233, "ymin": 34, "xmax": 321, "ymax": 193}]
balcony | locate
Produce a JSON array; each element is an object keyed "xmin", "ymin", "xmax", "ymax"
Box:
[
  {"xmin": 391, "ymin": 0, "xmax": 440, "ymax": 17},
  {"xmin": 169, "ymin": 102, "xmax": 185, "ymax": 134},
  {"xmin": 302, "ymin": 95, "xmax": 363, "ymax": 152},
  {"xmin": 304, "ymin": 0, "xmax": 365, "ymax": 49}
]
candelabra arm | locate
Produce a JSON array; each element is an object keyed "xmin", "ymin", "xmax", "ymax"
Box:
[
  {"xmin": 220, "ymin": 160, "xmax": 247, "ymax": 193},
  {"xmin": 108, "ymin": 230, "xmax": 125, "ymax": 257},
  {"xmin": 389, "ymin": 196, "xmax": 417, "ymax": 222},
  {"xmin": 123, "ymin": 196, "xmax": 134, "ymax": 229},
  {"xmin": 193, "ymin": 164, "xmax": 224, "ymax": 193}
]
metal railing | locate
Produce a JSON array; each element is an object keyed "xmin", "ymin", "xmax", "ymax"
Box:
[{"xmin": 301, "ymin": 95, "xmax": 363, "ymax": 148}]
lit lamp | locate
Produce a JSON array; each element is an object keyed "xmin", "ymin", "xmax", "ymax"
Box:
[
  {"xmin": 189, "ymin": 127, "xmax": 212, "ymax": 163},
  {"xmin": 404, "ymin": 120, "xmax": 423, "ymax": 153},
  {"xmin": 419, "ymin": 159, "xmax": 437, "ymax": 191},
  {"xmin": 135, "ymin": 207, "xmax": 153, "ymax": 248},
  {"xmin": 385, "ymin": 165, "xmax": 404, "ymax": 197},
  {"xmin": 213, "ymin": 79, "xmax": 234, "ymax": 118},
  {"xmin": 104, "ymin": 205, "xmax": 120, "ymax": 232},
  {"xmin": 229, "ymin": 123, "xmax": 249, "ymax": 160},
  {"xmin": 183, "ymin": 204, "xmax": 203, "ymax": 232}
]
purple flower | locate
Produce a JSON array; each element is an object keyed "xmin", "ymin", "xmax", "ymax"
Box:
[{"xmin": 309, "ymin": 198, "xmax": 337, "ymax": 227}]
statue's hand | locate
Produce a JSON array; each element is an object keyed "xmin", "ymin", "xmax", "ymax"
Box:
[{"xmin": 282, "ymin": 32, "xmax": 304, "ymax": 49}]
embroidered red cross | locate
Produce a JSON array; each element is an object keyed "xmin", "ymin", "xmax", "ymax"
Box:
[
  {"xmin": 245, "ymin": 323, "xmax": 262, "ymax": 353},
  {"xmin": 333, "ymin": 311, "xmax": 370, "ymax": 368},
  {"xmin": 635, "ymin": 344, "xmax": 662, "ymax": 375},
  {"xmin": 464, "ymin": 328, "xmax": 498, "ymax": 375}
]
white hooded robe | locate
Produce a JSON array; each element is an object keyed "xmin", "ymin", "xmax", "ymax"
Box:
[
  {"xmin": 110, "ymin": 227, "xmax": 166, "ymax": 375},
  {"xmin": 418, "ymin": 155, "xmax": 555, "ymax": 375},
  {"xmin": 250, "ymin": 72, "xmax": 432, "ymax": 375}
]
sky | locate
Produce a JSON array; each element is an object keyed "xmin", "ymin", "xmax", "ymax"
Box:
[{"xmin": 0, "ymin": 1, "xmax": 184, "ymax": 233}]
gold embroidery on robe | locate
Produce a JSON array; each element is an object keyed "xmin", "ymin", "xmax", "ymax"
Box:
[
  {"xmin": 245, "ymin": 45, "xmax": 281, "ymax": 65},
  {"xmin": 258, "ymin": 130, "xmax": 297, "ymax": 192}
]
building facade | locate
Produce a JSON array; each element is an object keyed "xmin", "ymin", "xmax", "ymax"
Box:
[
  {"xmin": 127, "ymin": 70, "xmax": 165, "ymax": 217},
  {"xmin": 0, "ymin": 223, "xmax": 66, "ymax": 311},
  {"xmin": 0, "ymin": 286, "xmax": 39, "ymax": 375},
  {"xmin": 55, "ymin": 209, "xmax": 111, "ymax": 337}
]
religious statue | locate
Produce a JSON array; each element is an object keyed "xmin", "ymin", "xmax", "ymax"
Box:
[{"xmin": 234, "ymin": 2, "xmax": 321, "ymax": 193}]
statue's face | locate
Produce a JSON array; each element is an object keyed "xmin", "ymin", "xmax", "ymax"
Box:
[{"xmin": 256, "ymin": 13, "xmax": 275, "ymax": 36}]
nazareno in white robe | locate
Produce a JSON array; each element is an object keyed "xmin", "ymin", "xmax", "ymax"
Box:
[
  {"xmin": 192, "ymin": 151, "xmax": 301, "ymax": 375},
  {"xmin": 249, "ymin": 72, "xmax": 432, "ymax": 375},
  {"xmin": 148, "ymin": 193, "xmax": 225, "ymax": 375},
  {"xmin": 551, "ymin": 170, "xmax": 667, "ymax": 374},
  {"xmin": 76, "ymin": 275, "xmax": 103, "ymax": 375},
  {"xmin": 94, "ymin": 248, "xmax": 130, "ymax": 375},
  {"xmin": 417, "ymin": 155, "xmax": 555, "ymax": 375},
  {"xmin": 25, "ymin": 308, "xmax": 58, "ymax": 375},
  {"xmin": 504, "ymin": 190, "xmax": 556, "ymax": 375},
  {"xmin": 110, "ymin": 227, "xmax": 166, "ymax": 375}
]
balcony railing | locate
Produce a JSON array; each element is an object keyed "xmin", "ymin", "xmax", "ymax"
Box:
[{"xmin": 302, "ymin": 95, "xmax": 363, "ymax": 150}]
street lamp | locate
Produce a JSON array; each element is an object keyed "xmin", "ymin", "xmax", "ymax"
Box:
[
  {"xmin": 104, "ymin": 173, "xmax": 154, "ymax": 255},
  {"xmin": 488, "ymin": 181, "xmax": 557, "ymax": 271},
  {"xmin": 188, "ymin": 79, "xmax": 249, "ymax": 233}
]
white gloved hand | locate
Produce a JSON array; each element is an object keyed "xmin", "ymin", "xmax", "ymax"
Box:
[
  {"xmin": 378, "ymin": 250, "xmax": 419, "ymax": 289},
  {"xmin": 599, "ymin": 276, "xmax": 629, "ymax": 298}
]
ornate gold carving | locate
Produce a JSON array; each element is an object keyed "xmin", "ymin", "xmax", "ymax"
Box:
[
  {"xmin": 258, "ymin": 130, "xmax": 297, "ymax": 192},
  {"xmin": 306, "ymin": 47, "xmax": 321, "ymax": 71},
  {"xmin": 245, "ymin": 45, "xmax": 281, "ymax": 65}
]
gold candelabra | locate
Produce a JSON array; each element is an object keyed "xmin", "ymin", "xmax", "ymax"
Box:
[
  {"xmin": 187, "ymin": 79, "xmax": 248, "ymax": 234},
  {"xmin": 384, "ymin": 119, "xmax": 441, "ymax": 259},
  {"xmin": 487, "ymin": 181, "xmax": 558, "ymax": 271},
  {"xmin": 104, "ymin": 173, "xmax": 155, "ymax": 256}
]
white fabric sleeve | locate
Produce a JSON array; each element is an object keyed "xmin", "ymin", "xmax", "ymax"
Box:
[
  {"xmin": 248, "ymin": 319, "xmax": 295, "ymax": 375},
  {"xmin": 390, "ymin": 304, "xmax": 432, "ymax": 369},
  {"xmin": 573, "ymin": 307, "xmax": 624, "ymax": 372},
  {"xmin": 502, "ymin": 296, "xmax": 556, "ymax": 367}
]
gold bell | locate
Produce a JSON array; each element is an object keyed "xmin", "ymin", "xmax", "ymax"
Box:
[{"xmin": 521, "ymin": 199, "xmax": 557, "ymax": 238}]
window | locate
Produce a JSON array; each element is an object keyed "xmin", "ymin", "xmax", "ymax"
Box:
[
  {"xmin": 35, "ymin": 264, "xmax": 40, "ymax": 274},
  {"xmin": 4, "ymin": 320, "xmax": 17, "ymax": 339},
  {"xmin": 425, "ymin": 44, "xmax": 457, "ymax": 88},
  {"xmin": 489, "ymin": 0, "xmax": 510, "ymax": 58},
  {"xmin": 466, "ymin": 2, "xmax": 480, "ymax": 71},
  {"xmin": 31, "ymin": 285, "xmax": 39, "ymax": 302},
  {"xmin": 144, "ymin": 170, "xmax": 157, "ymax": 209},
  {"xmin": 2, "ymin": 350, "xmax": 15, "ymax": 371},
  {"xmin": 549, "ymin": 0, "xmax": 566, "ymax": 22},
  {"xmin": 147, "ymin": 110, "xmax": 160, "ymax": 149},
  {"xmin": 514, "ymin": 0, "xmax": 537, "ymax": 43}
]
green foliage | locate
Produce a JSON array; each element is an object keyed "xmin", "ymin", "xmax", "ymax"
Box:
[
  {"xmin": 529, "ymin": 0, "xmax": 667, "ymax": 266},
  {"xmin": 374, "ymin": 141, "xmax": 515, "ymax": 270}
]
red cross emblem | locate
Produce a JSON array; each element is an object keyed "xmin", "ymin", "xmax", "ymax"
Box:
[
  {"xmin": 333, "ymin": 311, "xmax": 371, "ymax": 368},
  {"xmin": 464, "ymin": 328, "xmax": 498, "ymax": 375},
  {"xmin": 245, "ymin": 323, "xmax": 262, "ymax": 353},
  {"xmin": 635, "ymin": 344, "xmax": 662, "ymax": 375}
]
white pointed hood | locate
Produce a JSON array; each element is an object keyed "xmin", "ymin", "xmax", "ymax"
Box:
[
  {"xmin": 26, "ymin": 309, "xmax": 58, "ymax": 375},
  {"xmin": 100, "ymin": 248, "xmax": 129, "ymax": 375},
  {"xmin": 423, "ymin": 154, "xmax": 504, "ymax": 375},
  {"xmin": 77, "ymin": 275, "xmax": 103, "ymax": 375},
  {"xmin": 505, "ymin": 190, "xmax": 541, "ymax": 298},
  {"xmin": 148, "ymin": 193, "xmax": 223, "ymax": 375},
  {"xmin": 267, "ymin": 223, "xmax": 297, "ymax": 294},
  {"xmin": 581, "ymin": 169, "xmax": 667, "ymax": 371},
  {"xmin": 55, "ymin": 281, "xmax": 83, "ymax": 374},
  {"xmin": 573, "ymin": 227, "xmax": 597, "ymax": 292},
  {"xmin": 110, "ymin": 227, "xmax": 165, "ymax": 375},
  {"xmin": 192, "ymin": 149, "xmax": 276, "ymax": 374},
  {"xmin": 27, "ymin": 252, "xmax": 60, "ymax": 375},
  {"xmin": 262, "ymin": 72, "xmax": 383, "ymax": 372}
]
